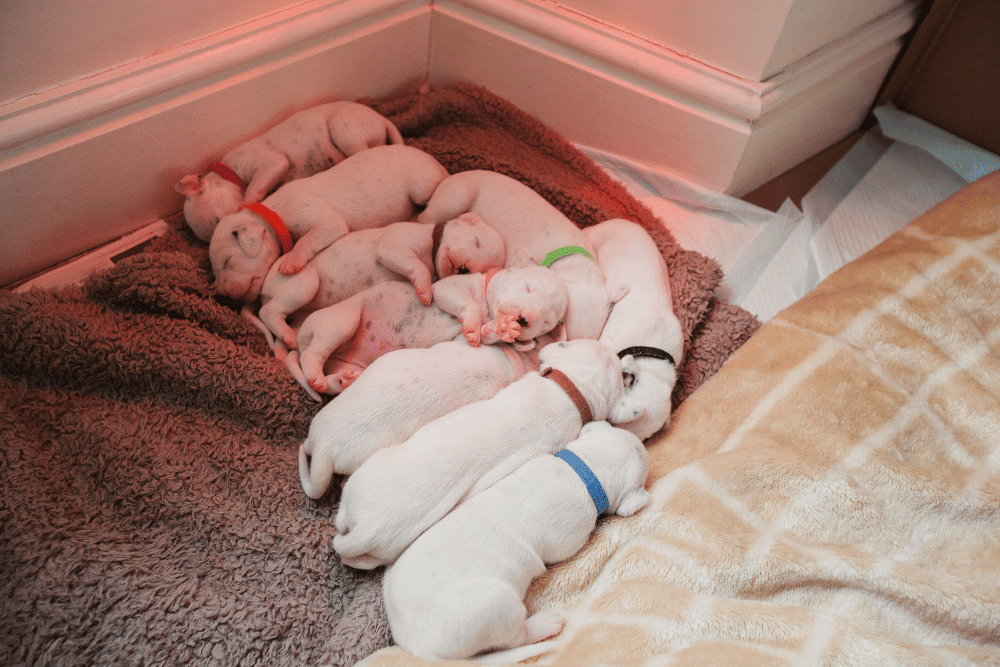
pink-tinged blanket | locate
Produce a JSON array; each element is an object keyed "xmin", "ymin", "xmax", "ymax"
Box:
[
  {"xmin": 0, "ymin": 83, "xmax": 757, "ymax": 667},
  {"xmin": 360, "ymin": 163, "xmax": 1000, "ymax": 665}
]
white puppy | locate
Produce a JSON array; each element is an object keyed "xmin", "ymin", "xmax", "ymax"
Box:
[
  {"xmin": 297, "ymin": 339, "xmax": 543, "ymax": 499},
  {"xmin": 176, "ymin": 101, "xmax": 404, "ymax": 240},
  {"xmin": 333, "ymin": 339, "xmax": 639, "ymax": 569},
  {"xmin": 417, "ymin": 170, "xmax": 627, "ymax": 339},
  {"xmin": 289, "ymin": 281, "xmax": 464, "ymax": 396},
  {"xmin": 255, "ymin": 216, "xmax": 504, "ymax": 348},
  {"xmin": 586, "ymin": 219, "xmax": 684, "ymax": 439},
  {"xmin": 432, "ymin": 253, "xmax": 568, "ymax": 350},
  {"xmin": 384, "ymin": 420, "xmax": 651, "ymax": 662},
  {"xmin": 209, "ymin": 145, "xmax": 448, "ymax": 301}
]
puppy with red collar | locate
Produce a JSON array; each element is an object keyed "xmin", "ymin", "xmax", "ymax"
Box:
[
  {"xmin": 333, "ymin": 338, "xmax": 639, "ymax": 570},
  {"xmin": 176, "ymin": 101, "xmax": 404, "ymax": 241},
  {"xmin": 208, "ymin": 145, "xmax": 448, "ymax": 301},
  {"xmin": 383, "ymin": 420, "xmax": 650, "ymax": 662}
]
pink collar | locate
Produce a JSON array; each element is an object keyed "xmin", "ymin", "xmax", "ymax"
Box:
[
  {"xmin": 209, "ymin": 162, "xmax": 247, "ymax": 191},
  {"xmin": 245, "ymin": 203, "xmax": 294, "ymax": 255},
  {"xmin": 483, "ymin": 267, "xmax": 503, "ymax": 294}
]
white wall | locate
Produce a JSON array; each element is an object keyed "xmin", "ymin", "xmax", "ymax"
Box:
[
  {"xmin": 1, "ymin": 0, "xmax": 431, "ymax": 287},
  {"xmin": 1, "ymin": 0, "xmax": 303, "ymax": 105},
  {"xmin": 551, "ymin": 0, "xmax": 909, "ymax": 80}
]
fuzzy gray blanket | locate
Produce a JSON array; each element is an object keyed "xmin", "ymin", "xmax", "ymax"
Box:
[{"xmin": 0, "ymin": 83, "xmax": 759, "ymax": 667}]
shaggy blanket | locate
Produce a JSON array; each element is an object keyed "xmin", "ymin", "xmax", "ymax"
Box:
[
  {"xmin": 0, "ymin": 83, "xmax": 759, "ymax": 667},
  {"xmin": 363, "ymin": 165, "xmax": 1000, "ymax": 666}
]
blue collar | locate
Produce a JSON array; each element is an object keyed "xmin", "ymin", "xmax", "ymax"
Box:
[{"xmin": 555, "ymin": 449, "xmax": 609, "ymax": 514}]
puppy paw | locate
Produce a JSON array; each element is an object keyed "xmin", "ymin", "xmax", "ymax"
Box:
[
  {"xmin": 308, "ymin": 375, "xmax": 329, "ymax": 394},
  {"xmin": 277, "ymin": 254, "xmax": 306, "ymax": 275},
  {"xmin": 491, "ymin": 312, "xmax": 522, "ymax": 343},
  {"xmin": 335, "ymin": 368, "xmax": 362, "ymax": 391},
  {"xmin": 523, "ymin": 611, "xmax": 564, "ymax": 644},
  {"xmin": 415, "ymin": 281, "xmax": 433, "ymax": 306},
  {"xmin": 463, "ymin": 324, "xmax": 481, "ymax": 347}
]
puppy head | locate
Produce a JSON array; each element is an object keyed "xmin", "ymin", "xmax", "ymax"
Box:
[
  {"xmin": 610, "ymin": 357, "xmax": 678, "ymax": 440},
  {"xmin": 561, "ymin": 278, "xmax": 629, "ymax": 340},
  {"xmin": 487, "ymin": 263, "xmax": 568, "ymax": 344},
  {"xmin": 537, "ymin": 339, "xmax": 624, "ymax": 421},
  {"xmin": 435, "ymin": 213, "xmax": 506, "ymax": 279},
  {"xmin": 565, "ymin": 420, "xmax": 651, "ymax": 517},
  {"xmin": 209, "ymin": 210, "xmax": 281, "ymax": 302},
  {"xmin": 176, "ymin": 173, "xmax": 243, "ymax": 242}
]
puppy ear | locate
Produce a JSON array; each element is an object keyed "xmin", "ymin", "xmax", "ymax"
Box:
[
  {"xmin": 615, "ymin": 488, "xmax": 651, "ymax": 517},
  {"xmin": 236, "ymin": 222, "xmax": 267, "ymax": 258},
  {"xmin": 512, "ymin": 247, "xmax": 536, "ymax": 266},
  {"xmin": 175, "ymin": 174, "xmax": 203, "ymax": 196},
  {"xmin": 513, "ymin": 339, "xmax": 536, "ymax": 352},
  {"xmin": 457, "ymin": 212, "xmax": 484, "ymax": 225},
  {"xmin": 606, "ymin": 281, "xmax": 629, "ymax": 305},
  {"xmin": 610, "ymin": 355, "xmax": 643, "ymax": 424}
]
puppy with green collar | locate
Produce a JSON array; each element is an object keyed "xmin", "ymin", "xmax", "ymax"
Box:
[
  {"xmin": 416, "ymin": 170, "xmax": 628, "ymax": 339},
  {"xmin": 383, "ymin": 420, "xmax": 650, "ymax": 662}
]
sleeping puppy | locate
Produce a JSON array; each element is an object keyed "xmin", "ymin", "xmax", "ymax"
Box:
[
  {"xmin": 431, "ymin": 251, "xmax": 568, "ymax": 350},
  {"xmin": 383, "ymin": 420, "xmax": 651, "ymax": 662},
  {"xmin": 288, "ymin": 281, "xmax": 464, "ymax": 397},
  {"xmin": 416, "ymin": 170, "xmax": 627, "ymax": 339},
  {"xmin": 297, "ymin": 338, "xmax": 545, "ymax": 499},
  {"xmin": 333, "ymin": 338, "xmax": 639, "ymax": 569},
  {"xmin": 209, "ymin": 145, "xmax": 448, "ymax": 301},
  {"xmin": 585, "ymin": 218, "xmax": 684, "ymax": 439},
  {"xmin": 255, "ymin": 216, "xmax": 505, "ymax": 349},
  {"xmin": 176, "ymin": 101, "xmax": 404, "ymax": 241}
]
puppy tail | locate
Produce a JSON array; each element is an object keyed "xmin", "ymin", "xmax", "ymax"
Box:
[
  {"xmin": 298, "ymin": 439, "xmax": 334, "ymax": 499},
  {"xmin": 474, "ymin": 640, "xmax": 557, "ymax": 664}
]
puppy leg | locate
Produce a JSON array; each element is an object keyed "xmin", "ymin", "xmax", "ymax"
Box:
[
  {"xmin": 426, "ymin": 580, "xmax": 556, "ymax": 660},
  {"xmin": 520, "ymin": 611, "xmax": 564, "ymax": 645},
  {"xmin": 297, "ymin": 296, "xmax": 365, "ymax": 394},
  {"xmin": 243, "ymin": 152, "xmax": 291, "ymax": 205}
]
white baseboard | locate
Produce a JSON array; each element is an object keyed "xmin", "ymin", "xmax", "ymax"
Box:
[
  {"xmin": 0, "ymin": 0, "xmax": 432, "ymax": 288},
  {"xmin": 429, "ymin": 0, "xmax": 919, "ymax": 194}
]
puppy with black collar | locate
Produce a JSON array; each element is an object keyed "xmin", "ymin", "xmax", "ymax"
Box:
[
  {"xmin": 383, "ymin": 420, "xmax": 651, "ymax": 662},
  {"xmin": 585, "ymin": 218, "xmax": 684, "ymax": 439},
  {"xmin": 333, "ymin": 338, "xmax": 639, "ymax": 570}
]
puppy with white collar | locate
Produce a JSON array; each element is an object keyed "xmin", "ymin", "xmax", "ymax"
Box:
[
  {"xmin": 383, "ymin": 420, "xmax": 651, "ymax": 662},
  {"xmin": 333, "ymin": 338, "xmax": 639, "ymax": 569},
  {"xmin": 586, "ymin": 218, "xmax": 684, "ymax": 439}
]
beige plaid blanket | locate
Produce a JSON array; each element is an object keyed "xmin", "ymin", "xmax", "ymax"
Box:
[{"xmin": 362, "ymin": 169, "xmax": 1000, "ymax": 665}]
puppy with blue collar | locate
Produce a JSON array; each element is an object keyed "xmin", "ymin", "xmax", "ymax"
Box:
[
  {"xmin": 333, "ymin": 339, "xmax": 639, "ymax": 570},
  {"xmin": 383, "ymin": 420, "xmax": 650, "ymax": 662}
]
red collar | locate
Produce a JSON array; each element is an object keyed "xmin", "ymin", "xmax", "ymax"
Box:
[
  {"xmin": 208, "ymin": 162, "xmax": 247, "ymax": 191},
  {"xmin": 245, "ymin": 203, "xmax": 294, "ymax": 255}
]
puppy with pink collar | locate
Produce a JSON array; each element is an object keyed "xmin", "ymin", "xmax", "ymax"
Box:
[{"xmin": 176, "ymin": 101, "xmax": 404, "ymax": 241}]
